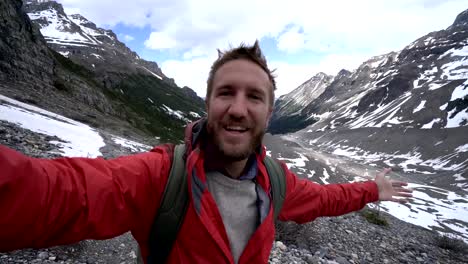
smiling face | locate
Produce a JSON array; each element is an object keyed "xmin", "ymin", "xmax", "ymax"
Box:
[{"xmin": 206, "ymin": 59, "xmax": 273, "ymax": 161}]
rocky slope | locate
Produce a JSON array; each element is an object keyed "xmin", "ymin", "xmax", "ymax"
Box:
[
  {"xmin": 23, "ymin": 0, "xmax": 171, "ymax": 85},
  {"xmin": 267, "ymin": 8, "xmax": 468, "ymax": 241},
  {"xmin": 270, "ymin": 9, "xmax": 468, "ymax": 132},
  {"xmin": 0, "ymin": 116, "xmax": 466, "ymax": 264},
  {"xmin": 0, "ymin": 0, "xmax": 205, "ymax": 143},
  {"xmin": 269, "ymin": 72, "xmax": 333, "ymax": 134}
]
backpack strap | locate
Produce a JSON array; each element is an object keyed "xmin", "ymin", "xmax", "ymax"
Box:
[
  {"xmin": 142, "ymin": 145, "xmax": 287, "ymax": 264},
  {"xmin": 263, "ymin": 155, "xmax": 287, "ymax": 219},
  {"xmin": 146, "ymin": 144, "xmax": 189, "ymax": 264}
]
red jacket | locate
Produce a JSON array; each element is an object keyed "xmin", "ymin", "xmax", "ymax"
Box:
[{"xmin": 0, "ymin": 121, "xmax": 379, "ymax": 263}]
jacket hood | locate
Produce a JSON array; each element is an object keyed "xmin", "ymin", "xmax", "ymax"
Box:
[{"xmin": 183, "ymin": 118, "xmax": 207, "ymax": 156}]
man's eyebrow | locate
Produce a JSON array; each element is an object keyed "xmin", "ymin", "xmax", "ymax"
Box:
[
  {"xmin": 216, "ymin": 84, "xmax": 233, "ymax": 91},
  {"xmin": 248, "ymin": 86, "xmax": 266, "ymax": 95}
]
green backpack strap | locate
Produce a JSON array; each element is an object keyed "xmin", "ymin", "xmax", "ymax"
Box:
[
  {"xmin": 145, "ymin": 144, "xmax": 189, "ymax": 264},
  {"xmin": 263, "ymin": 155, "xmax": 287, "ymax": 220},
  {"xmin": 141, "ymin": 146, "xmax": 287, "ymax": 264}
]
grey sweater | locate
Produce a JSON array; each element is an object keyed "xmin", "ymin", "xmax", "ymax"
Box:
[{"xmin": 205, "ymin": 171, "xmax": 258, "ymax": 264}]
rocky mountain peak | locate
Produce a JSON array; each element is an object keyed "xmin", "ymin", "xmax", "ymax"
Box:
[
  {"xmin": 69, "ymin": 14, "xmax": 98, "ymax": 30},
  {"xmin": 23, "ymin": 0, "xmax": 172, "ymax": 84},
  {"xmin": 452, "ymin": 9, "xmax": 468, "ymax": 28},
  {"xmin": 310, "ymin": 72, "xmax": 331, "ymax": 81},
  {"xmin": 337, "ymin": 69, "xmax": 351, "ymax": 77},
  {"xmin": 2, "ymin": 0, "xmax": 205, "ymax": 142},
  {"xmin": 23, "ymin": 0, "xmax": 66, "ymax": 16}
]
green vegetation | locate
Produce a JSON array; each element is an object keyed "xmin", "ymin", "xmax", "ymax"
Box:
[
  {"xmin": 51, "ymin": 49, "xmax": 205, "ymax": 142},
  {"xmin": 51, "ymin": 49, "xmax": 95, "ymax": 79},
  {"xmin": 268, "ymin": 114, "xmax": 317, "ymax": 134},
  {"xmin": 435, "ymin": 233, "xmax": 468, "ymax": 253},
  {"xmin": 114, "ymin": 74, "xmax": 205, "ymax": 142},
  {"xmin": 360, "ymin": 208, "xmax": 389, "ymax": 226}
]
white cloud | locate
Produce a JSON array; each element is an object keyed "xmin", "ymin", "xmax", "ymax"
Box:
[
  {"xmin": 144, "ymin": 32, "xmax": 177, "ymax": 49},
  {"xmin": 123, "ymin": 34, "xmax": 134, "ymax": 42},
  {"xmin": 276, "ymin": 26, "xmax": 306, "ymax": 53},
  {"xmin": 161, "ymin": 55, "xmax": 216, "ymax": 97},
  {"xmin": 161, "ymin": 52, "xmax": 369, "ymax": 98},
  {"xmin": 56, "ymin": 0, "xmax": 468, "ymax": 96}
]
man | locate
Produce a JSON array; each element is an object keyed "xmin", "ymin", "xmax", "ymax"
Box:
[{"xmin": 0, "ymin": 41, "xmax": 412, "ymax": 264}]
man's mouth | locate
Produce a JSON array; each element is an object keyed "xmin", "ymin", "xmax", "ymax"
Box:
[{"xmin": 224, "ymin": 125, "xmax": 249, "ymax": 133}]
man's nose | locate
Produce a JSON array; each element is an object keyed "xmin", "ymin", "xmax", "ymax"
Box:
[{"xmin": 227, "ymin": 95, "xmax": 248, "ymax": 118}]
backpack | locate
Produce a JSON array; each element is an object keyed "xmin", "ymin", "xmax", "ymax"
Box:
[{"xmin": 141, "ymin": 144, "xmax": 286, "ymax": 264}]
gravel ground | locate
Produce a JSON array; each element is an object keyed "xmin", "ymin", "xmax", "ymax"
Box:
[{"xmin": 1, "ymin": 119, "xmax": 467, "ymax": 263}]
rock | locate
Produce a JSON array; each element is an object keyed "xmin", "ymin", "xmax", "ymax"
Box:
[
  {"xmin": 305, "ymin": 255, "xmax": 320, "ymax": 264},
  {"xmin": 345, "ymin": 230, "xmax": 353, "ymax": 235},
  {"xmin": 37, "ymin": 252, "xmax": 48, "ymax": 260},
  {"xmin": 316, "ymin": 247, "xmax": 328, "ymax": 258},
  {"xmin": 336, "ymin": 256, "xmax": 351, "ymax": 264},
  {"xmin": 275, "ymin": 241, "xmax": 287, "ymax": 251}
]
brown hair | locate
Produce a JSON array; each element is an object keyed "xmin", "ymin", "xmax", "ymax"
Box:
[{"xmin": 206, "ymin": 40, "xmax": 276, "ymax": 106}]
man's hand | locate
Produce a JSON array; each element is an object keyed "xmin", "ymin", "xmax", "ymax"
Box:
[{"xmin": 374, "ymin": 168, "xmax": 413, "ymax": 203}]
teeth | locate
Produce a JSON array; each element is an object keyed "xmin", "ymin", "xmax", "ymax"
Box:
[{"xmin": 226, "ymin": 126, "xmax": 247, "ymax": 131}]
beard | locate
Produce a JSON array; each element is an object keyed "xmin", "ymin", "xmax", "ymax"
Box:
[{"xmin": 206, "ymin": 118, "xmax": 265, "ymax": 162}]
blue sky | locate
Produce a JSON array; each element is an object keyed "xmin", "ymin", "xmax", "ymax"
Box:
[{"xmin": 59, "ymin": 0, "xmax": 468, "ymax": 97}]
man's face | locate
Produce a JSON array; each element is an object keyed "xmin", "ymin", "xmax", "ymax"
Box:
[{"xmin": 206, "ymin": 59, "xmax": 272, "ymax": 161}]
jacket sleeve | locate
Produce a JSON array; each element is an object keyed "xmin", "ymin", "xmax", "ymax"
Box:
[
  {"xmin": 278, "ymin": 164, "xmax": 379, "ymax": 223},
  {"xmin": 0, "ymin": 144, "xmax": 171, "ymax": 252}
]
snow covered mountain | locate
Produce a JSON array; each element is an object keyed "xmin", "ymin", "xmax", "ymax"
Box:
[
  {"xmin": 0, "ymin": 0, "xmax": 205, "ymax": 142},
  {"xmin": 269, "ymin": 72, "xmax": 333, "ymax": 134},
  {"xmin": 267, "ymin": 9, "xmax": 468, "ymax": 241},
  {"xmin": 271, "ymin": 15, "xmax": 468, "ymax": 131},
  {"xmin": 23, "ymin": 0, "xmax": 172, "ymax": 85},
  {"xmin": 0, "ymin": 0, "xmax": 465, "ymax": 244}
]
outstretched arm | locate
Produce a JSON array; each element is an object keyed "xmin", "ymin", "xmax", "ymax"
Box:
[
  {"xmin": 0, "ymin": 145, "xmax": 171, "ymax": 252},
  {"xmin": 278, "ymin": 165, "xmax": 412, "ymax": 223}
]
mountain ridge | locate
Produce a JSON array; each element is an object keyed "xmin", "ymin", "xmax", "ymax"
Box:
[{"xmin": 1, "ymin": 0, "xmax": 205, "ymax": 142}]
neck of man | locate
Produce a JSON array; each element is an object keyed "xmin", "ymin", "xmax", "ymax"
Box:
[
  {"xmin": 223, "ymin": 159, "xmax": 249, "ymax": 179},
  {"xmin": 203, "ymin": 140, "xmax": 252, "ymax": 179}
]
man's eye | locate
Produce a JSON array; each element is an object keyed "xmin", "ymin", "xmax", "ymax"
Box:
[
  {"xmin": 250, "ymin": 94, "xmax": 262, "ymax": 101},
  {"xmin": 219, "ymin": 91, "xmax": 232, "ymax": 96}
]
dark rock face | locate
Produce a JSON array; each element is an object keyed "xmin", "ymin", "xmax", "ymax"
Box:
[
  {"xmin": 0, "ymin": 0, "xmax": 54, "ymax": 89},
  {"xmin": 23, "ymin": 0, "xmax": 175, "ymax": 87},
  {"xmin": 0, "ymin": 0, "xmax": 205, "ymax": 142},
  {"xmin": 270, "ymin": 73, "xmax": 332, "ymax": 134}
]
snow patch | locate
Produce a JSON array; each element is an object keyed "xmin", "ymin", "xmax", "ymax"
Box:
[
  {"xmin": 439, "ymin": 103, "xmax": 448, "ymax": 111},
  {"xmin": 161, "ymin": 104, "xmax": 190, "ymax": 122},
  {"xmin": 321, "ymin": 168, "xmax": 330, "ymax": 184},
  {"xmin": 413, "ymin": 100, "xmax": 426, "ymax": 113},
  {"xmin": 377, "ymin": 183, "xmax": 468, "ymax": 241},
  {"xmin": 142, "ymin": 66, "xmax": 163, "ymax": 80},
  {"xmin": 421, "ymin": 118, "xmax": 441, "ymax": 129},
  {"xmin": 189, "ymin": 111, "xmax": 201, "ymax": 118},
  {"xmin": 112, "ymin": 136, "xmax": 151, "ymax": 153},
  {"xmin": 0, "ymin": 95, "xmax": 104, "ymax": 157}
]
